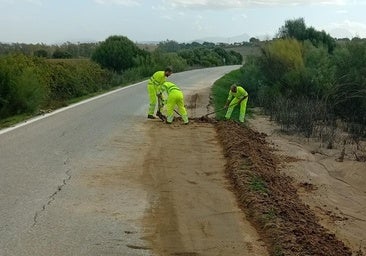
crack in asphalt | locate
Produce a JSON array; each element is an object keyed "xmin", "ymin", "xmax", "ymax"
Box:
[{"xmin": 32, "ymin": 167, "xmax": 72, "ymax": 228}]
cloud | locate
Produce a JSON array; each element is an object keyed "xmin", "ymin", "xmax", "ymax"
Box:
[
  {"xmin": 25, "ymin": 0, "xmax": 42, "ymax": 4},
  {"xmin": 162, "ymin": 0, "xmax": 348, "ymax": 9},
  {"xmin": 0, "ymin": 0, "xmax": 43, "ymax": 5},
  {"xmin": 94, "ymin": 0, "xmax": 140, "ymax": 6},
  {"xmin": 336, "ymin": 9, "xmax": 348, "ymax": 14},
  {"xmin": 329, "ymin": 19, "xmax": 366, "ymax": 38},
  {"xmin": 194, "ymin": 15, "xmax": 204, "ymax": 32},
  {"xmin": 161, "ymin": 14, "xmax": 173, "ymax": 20}
]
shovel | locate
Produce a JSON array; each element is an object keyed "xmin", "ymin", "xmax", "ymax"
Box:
[
  {"xmin": 174, "ymin": 109, "xmax": 182, "ymax": 116},
  {"xmin": 200, "ymin": 101, "xmax": 240, "ymax": 120},
  {"xmin": 198, "ymin": 106, "xmax": 228, "ymax": 122},
  {"xmin": 156, "ymin": 95, "xmax": 166, "ymax": 121},
  {"xmin": 203, "ymin": 106, "xmax": 228, "ymax": 117},
  {"xmin": 203, "ymin": 96, "xmax": 248, "ymax": 118}
]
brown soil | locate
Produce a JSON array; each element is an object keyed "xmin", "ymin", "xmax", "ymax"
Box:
[
  {"xmin": 248, "ymin": 113, "xmax": 366, "ymax": 255},
  {"xmin": 141, "ymin": 86, "xmax": 268, "ymax": 255},
  {"xmin": 141, "ymin": 86, "xmax": 364, "ymax": 256},
  {"xmin": 141, "ymin": 120, "xmax": 268, "ymax": 255},
  {"xmin": 215, "ymin": 120, "xmax": 354, "ymax": 255}
]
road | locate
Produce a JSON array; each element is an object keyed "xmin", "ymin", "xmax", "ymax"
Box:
[{"xmin": 0, "ymin": 66, "xmax": 267, "ymax": 255}]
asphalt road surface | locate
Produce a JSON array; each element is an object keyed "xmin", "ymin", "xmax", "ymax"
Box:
[{"xmin": 0, "ymin": 66, "xmax": 247, "ymax": 256}]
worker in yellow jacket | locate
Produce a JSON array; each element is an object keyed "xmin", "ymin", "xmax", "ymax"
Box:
[
  {"xmin": 161, "ymin": 81, "xmax": 189, "ymax": 124},
  {"xmin": 224, "ymin": 84, "xmax": 249, "ymax": 123},
  {"xmin": 147, "ymin": 67, "xmax": 172, "ymax": 119}
]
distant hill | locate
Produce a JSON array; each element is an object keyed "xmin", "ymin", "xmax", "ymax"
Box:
[{"xmin": 192, "ymin": 33, "xmax": 251, "ymax": 44}]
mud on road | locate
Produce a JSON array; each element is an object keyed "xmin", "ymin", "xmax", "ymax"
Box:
[
  {"xmin": 138, "ymin": 86, "xmax": 364, "ymax": 255},
  {"xmin": 138, "ymin": 86, "xmax": 267, "ymax": 255},
  {"xmin": 141, "ymin": 119, "xmax": 268, "ymax": 256}
]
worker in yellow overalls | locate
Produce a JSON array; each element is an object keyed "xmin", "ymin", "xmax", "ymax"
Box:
[
  {"xmin": 224, "ymin": 84, "xmax": 249, "ymax": 123},
  {"xmin": 161, "ymin": 81, "xmax": 189, "ymax": 124},
  {"xmin": 147, "ymin": 67, "xmax": 172, "ymax": 119}
]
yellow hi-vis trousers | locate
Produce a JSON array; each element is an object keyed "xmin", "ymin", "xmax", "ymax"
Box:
[
  {"xmin": 147, "ymin": 83, "xmax": 158, "ymax": 115},
  {"xmin": 166, "ymin": 90, "xmax": 188, "ymax": 124},
  {"xmin": 225, "ymin": 97, "xmax": 248, "ymax": 123}
]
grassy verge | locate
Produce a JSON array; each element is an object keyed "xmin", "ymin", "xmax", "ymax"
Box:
[{"xmin": 0, "ymin": 114, "xmax": 34, "ymax": 129}]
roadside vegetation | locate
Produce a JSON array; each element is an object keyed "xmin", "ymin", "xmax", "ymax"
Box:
[
  {"xmin": 2, "ymin": 16, "xmax": 365, "ymax": 146},
  {"xmin": 0, "ymin": 35, "xmax": 242, "ymax": 127},
  {"xmin": 212, "ymin": 18, "xmax": 366, "ymax": 152},
  {"xmin": 212, "ymin": 18, "xmax": 365, "ymax": 255}
]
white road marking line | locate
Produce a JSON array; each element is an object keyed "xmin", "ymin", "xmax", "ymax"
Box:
[{"xmin": 0, "ymin": 81, "xmax": 146, "ymax": 135}]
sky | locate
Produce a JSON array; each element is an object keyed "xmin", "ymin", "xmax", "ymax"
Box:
[{"xmin": 0, "ymin": 0, "xmax": 366, "ymax": 44}]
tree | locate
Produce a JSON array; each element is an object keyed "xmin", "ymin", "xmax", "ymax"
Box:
[
  {"xmin": 34, "ymin": 49, "xmax": 48, "ymax": 58},
  {"xmin": 202, "ymin": 41, "xmax": 215, "ymax": 48},
  {"xmin": 52, "ymin": 49, "xmax": 72, "ymax": 59},
  {"xmin": 278, "ymin": 18, "xmax": 307, "ymax": 41},
  {"xmin": 259, "ymin": 38, "xmax": 304, "ymax": 85},
  {"xmin": 157, "ymin": 40, "xmax": 181, "ymax": 52},
  {"xmin": 249, "ymin": 37, "xmax": 260, "ymax": 43},
  {"xmin": 91, "ymin": 35, "xmax": 147, "ymax": 73},
  {"xmin": 278, "ymin": 18, "xmax": 336, "ymax": 53}
]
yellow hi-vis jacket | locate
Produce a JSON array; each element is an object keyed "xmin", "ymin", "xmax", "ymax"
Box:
[
  {"xmin": 161, "ymin": 81, "xmax": 188, "ymax": 124},
  {"xmin": 161, "ymin": 81, "xmax": 181, "ymax": 95},
  {"xmin": 148, "ymin": 71, "xmax": 167, "ymax": 94},
  {"xmin": 227, "ymin": 86, "xmax": 248, "ymax": 101}
]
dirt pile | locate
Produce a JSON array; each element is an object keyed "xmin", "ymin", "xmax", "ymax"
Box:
[{"xmin": 215, "ymin": 120, "xmax": 353, "ymax": 256}]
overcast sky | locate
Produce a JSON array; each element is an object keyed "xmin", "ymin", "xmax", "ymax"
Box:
[{"xmin": 0, "ymin": 0, "xmax": 365, "ymax": 44}]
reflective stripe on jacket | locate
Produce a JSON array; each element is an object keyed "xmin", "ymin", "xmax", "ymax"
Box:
[
  {"xmin": 149, "ymin": 71, "xmax": 166, "ymax": 87},
  {"xmin": 161, "ymin": 81, "xmax": 181, "ymax": 95}
]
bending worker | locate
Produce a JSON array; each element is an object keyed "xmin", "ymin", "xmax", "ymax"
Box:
[
  {"xmin": 224, "ymin": 84, "xmax": 249, "ymax": 123},
  {"xmin": 161, "ymin": 81, "xmax": 189, "ymax": 124},
  {"xmin": 147, "ymin": 67, "xmax": 172, "ymax": 119}
]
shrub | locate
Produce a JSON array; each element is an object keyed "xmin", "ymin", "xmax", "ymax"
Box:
[
  {"xmin": 0, "ymin": 54, "xmax": 47, "ymax": 117},
  {"xmin": 91, "ymin": 35, "xmax": 148, "ymax": 73}
]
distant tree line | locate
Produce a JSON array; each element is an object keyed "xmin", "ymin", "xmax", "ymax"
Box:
[
  {"xmin": 0, "ymin": 42, "xmax": 98, "ymax": 59},
  {"xmin": 0, "ymin": 34, "xmax": 243, "ymax": 121},
  {"xmin": 0, "ymin": 39, "xmax": 243, "ymax": 67},
  {"xmin": 90, "ymin": 36, "xmax": 242, "ymax": 74},
  {"xmin": 155, "ymin": 40, "xmax": 243, "ymax": 67}
]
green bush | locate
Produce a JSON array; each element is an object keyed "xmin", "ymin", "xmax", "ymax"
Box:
[
  {"xmin": 0, "ymin": 55, "xmax": 113, "ymax": 119},
  {"xmin": 329, "ymin": 41, "xmax": 366, "ymax": 124},
  {"xmin": 91, "ymin": 35, "xmax": 148, "ymax": 73},
  {"xmin": 12, "ymin": 68, "xmax": 47, "ymax": 114},
  {"xmin": 0, "ymin": 54, "xmax": 47, "ymax": 117},
  {"xmin": 214, "ymin": 23, "xmax": 365, "ymax": 141},
  {"xmin": 259, "ymin": 38, "xmax": 304, "ymax": 84},
  {"xmin": 47, "ymin": 59, "xmax": 113, "ymax": 101},
  {"xmin": 52, "ymin": 49, "xmax": 72, "ymax": 59}
]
